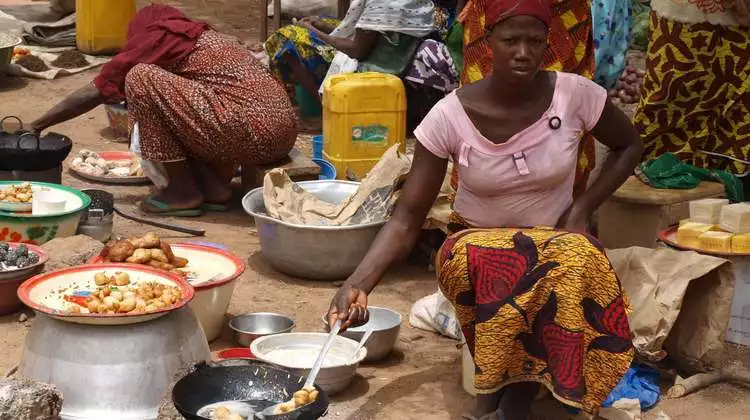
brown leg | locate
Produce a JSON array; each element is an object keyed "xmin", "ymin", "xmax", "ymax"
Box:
[
  {"xmin": 499, "ymin": 382, "xmax": 539, "ymax": 420},
  {"xmin": 467, "ymin": 391, "xmax": 503, "ymax": 419},
  {"xmin": 189, "ymin": 158, "xmax": 233, "ymax": 203},
  {"xmin": 148, "ymin": 160, "xmax": 203, "ymax": 209},
  {"xmin": 281, "ymin": 52, "xmax": 321, "ymax": 105}
]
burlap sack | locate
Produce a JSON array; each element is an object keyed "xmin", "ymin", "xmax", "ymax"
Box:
[
  {"xmin": 263, "ymin": 144, "xmax": 410, "ymax": 226},
  {"xmin": 607, "ymin": 247, "xmax": 735, "ymax": 373}
]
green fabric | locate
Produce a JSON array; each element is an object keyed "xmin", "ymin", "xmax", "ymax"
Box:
[
  {"xmin": 359, "ymin": 33, "xmax": 422, "ymax": 76},
  {"xmin": 638, "ymin": 153, "xmax": 745, "ymax": 202},
  {"xmin": 630, "ymin": 0, "xmax": 650, "ymax": 50},
  {"xmin": 446, "ymin": 22, "xmax": 464, "ymax": 76}
]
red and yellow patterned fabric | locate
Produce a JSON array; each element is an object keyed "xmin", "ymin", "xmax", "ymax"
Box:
[
  {"xmin": 437, "ymin": 225, "xmax": 634, "ymax": 413},
  {"xmin": 457, "ymin": 0, "xmax": 597, "ymax": 196}
]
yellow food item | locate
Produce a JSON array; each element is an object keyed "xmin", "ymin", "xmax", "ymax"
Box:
[
  {"xmin": 679, "ymin": 219, "xmax": 692, "ymax": 226},
  {"xmin": 731, "ymin": 234, "xmax": 750, "ymax": 253},
  {"xmin": 689, "ymin": 198, "xmax": 729, "ymax": 224},
  {"xmin": 276, "ymin": 387, "xmax": 319, "ymax": 414},
  {"xmin": 0, "ymin": 182, "xmax": 33, "ymax": 203},
  {"xmin": 83, "ymin": 272, "xmax": 182, "ymax": 315},
  {"xmin": 677, "ymin": 222, "xmax": 719, "ymax": 248},
  {"xmin": 698, "ymin": 231, "xmax": 733, "ymax": 252},
  {"xmin": 719, "ymin": 203, "xmax": 750, "ymax": 234}
]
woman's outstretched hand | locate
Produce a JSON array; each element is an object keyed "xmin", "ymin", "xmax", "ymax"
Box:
[{"xmin": 327, "ymin": 284, "xmax": 369, "ymax": 331}]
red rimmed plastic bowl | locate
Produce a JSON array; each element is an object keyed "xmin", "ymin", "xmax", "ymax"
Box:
[
  {"xmin": 89, "ymin": 242, "xmax": 246, "ymax": 341},
  {"xmin": 216, "ymin": 347, "xmax": 255, "ymax": 360},
  {"xmin": 0, "ymin": 242, "xmax": 48, "ymax": 315}
]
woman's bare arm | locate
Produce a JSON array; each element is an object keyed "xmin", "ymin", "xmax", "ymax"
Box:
[
  {"xmin": 345, "ymin": 143, "xmax": 448, "ymax": 294},
  {"xmin": 303, "ymin": 24, "xmax": 379, "ymax": 60},
  {"xmin": 30, "ymin": 83, "xmax": 106, "ymax": 132},
  {"xmin": 559, "ymin": 100, "xmax": 644, "ymax": 229}
]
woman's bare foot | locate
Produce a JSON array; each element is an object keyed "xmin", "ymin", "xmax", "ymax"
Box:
[{"xmin": 144, "ymin": 161, "xmax": 204, "ymax": 210}]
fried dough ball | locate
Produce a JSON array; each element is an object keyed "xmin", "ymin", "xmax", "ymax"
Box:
[
  {"xmin": 126, "ymin": 248, "xmax": 152, "ymax": 264},
  {"xmin": 278, "ymin": 401, "xmax": 296, "ymax": 413},
  {"xmin": 107, "ymin": 240, "xmax": 136, "ymax": 262},
  {"xmin": 293, "ymin": 387, "xmax": 318, "ymax": 406},
  {"xmin": 159, "ymin": 242, "xmax": 175, "ymax": 262},
  {"xmin": 94, "ymin": 272, "xmax": 109, "ymax": 286},
  {"xmin": 114, "ymin": 272, "xmax": 130, "ymax": 286},
  {"xmin": 102, "ymin": 296, "xmax": 118, "ymax": 311},
  {"xmin": 109, "ymin": 290, "xmax": 123, "ymax": 301},
  {"xmin": 130, "ymin": 232, "xmax": 160, "ymax": 249},
  {"xmin": 171, "ymin": 256, "xmax": 189, "ymax": 268},
  {"xmin": 119, "ymin": 297, "xmax": 137, "ymax": 312},
  {"xmin": 150, "ymin": 248, "xmax": 169, "ymax": 263},
  {"xmin": 87, "ymin": 299, "xmax": 102, "ymax": 313},
  {"xmin": 147, "ymin": 260, "xmax": 175, "ymax": 271}
]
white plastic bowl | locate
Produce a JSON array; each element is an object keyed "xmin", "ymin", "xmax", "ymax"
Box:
[{"xmin": 251, "ymin": 332, "xmax": 366, "ymax": 395}]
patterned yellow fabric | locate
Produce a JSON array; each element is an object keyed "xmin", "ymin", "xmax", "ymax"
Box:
[
  {"xmin": 633, "ymin": 11, "xmax": 750, "ymax": 174},
  {"xmin": 264, "ymin": 20, "xmax": 340, "ymax": 86},
  {"xmin": 437, "ymin": 227, "xmax": 634, "ymax": 413}
]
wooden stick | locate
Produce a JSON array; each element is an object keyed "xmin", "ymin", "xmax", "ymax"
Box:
[{"xmin": 667, "ymin": 369, "xmax": 750, "ymax": 398}]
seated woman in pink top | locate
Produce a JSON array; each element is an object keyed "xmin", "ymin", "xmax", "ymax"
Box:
[{"xmin": 327, "ymin": 1, "xmax": 643, "ymax": 419}]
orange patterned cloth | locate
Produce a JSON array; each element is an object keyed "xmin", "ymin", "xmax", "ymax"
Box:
[
  {"xmin": 457, "ymin": 0, "xmax": 597, "ymax": 196},
  {"xmin": 437, "ymin": 226, "xmax": 634, "ymax": 413}
]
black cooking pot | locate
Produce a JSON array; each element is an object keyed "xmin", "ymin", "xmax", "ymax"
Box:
[
  {"xmin": 172, "ymin": 360, "xmax": 329, "ymax": 420},
  {"xmin": 0, "ymin": 116, "xmax": 72, "ymax": 171}
]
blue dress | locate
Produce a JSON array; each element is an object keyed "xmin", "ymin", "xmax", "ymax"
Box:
[{"xmin": 591, "ymin": 0, "xmax": 632, "ymax": 89}]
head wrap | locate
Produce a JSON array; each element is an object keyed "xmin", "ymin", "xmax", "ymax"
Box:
[
  {"xmin": 485, "ymin": 0, "xmax": 552, "ymax": 29},
  {"xmin": 94, "ymin": 5, "xmax": 210, "ymax": 101}
]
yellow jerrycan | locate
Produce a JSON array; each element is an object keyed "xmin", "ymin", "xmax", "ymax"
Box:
[
  {"xmin": 76, "ymin": 0, "xmax": 137, "ymax": 54},
  {"xmin": 322, "ymin": 72, "xmax": 407, "ymax": 180}
]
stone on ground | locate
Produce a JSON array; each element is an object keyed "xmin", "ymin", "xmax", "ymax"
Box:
[
  {"xmin": 0, "ymin": 378, "xmax": 63, "ymax": 420},
  {"xmin": 40, "ymin": 235, "xmax": 104, "ymax": 272}
]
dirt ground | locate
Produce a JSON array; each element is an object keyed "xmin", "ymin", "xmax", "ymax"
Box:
[{"xmin": 1, "ymin": 1, "xmax": 749, "ymax": 419}]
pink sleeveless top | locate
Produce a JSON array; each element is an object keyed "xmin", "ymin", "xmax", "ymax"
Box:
[{"xmin": 414, "ymin": 72, "xmax": 607, "ymax": 228}]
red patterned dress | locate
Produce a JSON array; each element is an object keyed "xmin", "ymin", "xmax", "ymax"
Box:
[{"xmin": 125, "ymin": 31, "xmax": 297, "ymax": 166}]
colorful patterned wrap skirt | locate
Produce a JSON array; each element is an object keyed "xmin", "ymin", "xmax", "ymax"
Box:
[
  {"xmin": 437, "ymin": 225, "xmax": 634, "ymax": 413},
  {"xmin": 632, "ymin": 11, "xmax": 750, "ymax": 174}
]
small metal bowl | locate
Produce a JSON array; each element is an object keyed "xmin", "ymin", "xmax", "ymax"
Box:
[
  {"xmin": 229, "ymin": 313, "xmax": 295, "ymax": 347},
  {"xmin": 322, "ymin": 306, "xmax": 401, "ymax": 362}
]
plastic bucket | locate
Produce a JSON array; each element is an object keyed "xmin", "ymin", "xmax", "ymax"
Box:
[
  {"xmin": 296, "ymin": 84, "xmax": 322, "ymax": 118},
  {"xmin": 312, "ymin": 158, "xmax": 337, "ymax": 180},
  {"xmin": 312, "ymin": 135, "xmax": 324, "ymax": 160}
]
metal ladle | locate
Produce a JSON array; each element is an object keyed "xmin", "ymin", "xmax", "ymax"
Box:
[{"xmin": 260, "ymin": 319, "xmax": 342, "ymax": 419}]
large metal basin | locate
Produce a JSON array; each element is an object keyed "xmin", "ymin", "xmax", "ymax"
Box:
[
  {"xmin": 242, "ymin": 180, "xmax": 385, "ymax": 280},
  {"xmin": 18, "ymin": 307, "xmax": 211, "ymax": 420}
]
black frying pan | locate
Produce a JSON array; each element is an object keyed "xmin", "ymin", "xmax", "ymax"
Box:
[{"xmin": 172, "ymin": 361, "xmax": 329, "ymax": 420}]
